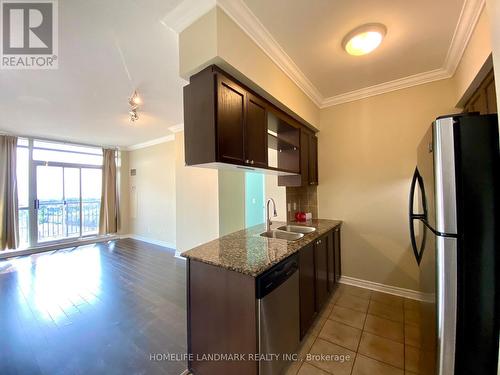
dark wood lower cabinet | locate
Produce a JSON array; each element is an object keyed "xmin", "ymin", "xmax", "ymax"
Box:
[
  {"xmin": 314, "ymin": 234, "xmax": 329, "ymax": 311},
  {"xmin": 188, "ymin": 260, "xmax": 258, "ymax": 375},
  {"xmin": 187, "ymin": 225, "xmax": 342, "ymax": 374},
  {"xmin": 327, "ymin": 231, "xmax": 335, "ymax": 292},
  {"xmin": 299, "ymin": 243, "xmax": 316, "ymax": 339},
  {"xmin": 298, "ymin": 225, "xmax": 342, "ymax": 338},
  {"xmin": 333, "ymin": 226, "xmax": 342, "ymax": 283}
]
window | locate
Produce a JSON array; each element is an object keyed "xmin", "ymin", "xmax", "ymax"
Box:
[{"xmin": 16, "ymin": 139, "xmax": 104, "ymax": 248}]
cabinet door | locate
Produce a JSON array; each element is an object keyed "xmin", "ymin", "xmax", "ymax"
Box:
[
  {"xmin": 216, "ymin": 75, "xmax": 246, "ymax": 164},
  {"xmin": 300, "ymin": 129, "xmax": 311, "ymax": 186},
  {"xmin": 299, "ymin": 243, "xmax": 316, "ymax": 339},
  {"xmin": 333, "ymin": 227, "xmax": 342, "ymax": 283},
  {"xmin": 245, "ymin": 93, "xmax": 268, "ymax": 167},
  {"xmin": 314, "ymin": 234, "xmax": 328, "ymax": 311},
  {"xmin": 327, "ymin": 230, "xmax": 335, "ymax": 292},
  {"xmin": 309, "ymin": 135, "xmax": 318, "ymax": 185}
]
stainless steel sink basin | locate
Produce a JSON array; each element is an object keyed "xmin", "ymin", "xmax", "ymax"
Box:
[
  {"xmin": 277, "ymin": 225, "xmax": 317, "ymax": 234},
  {"xmin": 260, "ymin": 230, "xmax": 304, "ymax": 241}
]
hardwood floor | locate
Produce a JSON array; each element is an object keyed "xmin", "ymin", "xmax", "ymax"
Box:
[{"xmin": 0, "ymin": 239, "xmax": 187, "ymax": 375}]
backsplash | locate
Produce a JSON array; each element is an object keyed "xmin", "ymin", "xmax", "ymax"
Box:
[{"xmin": 286, "ymin": 185, "xmax": 318, "ymax": 221}]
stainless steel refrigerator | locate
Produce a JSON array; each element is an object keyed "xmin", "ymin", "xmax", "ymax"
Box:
[{"xmin": 409, "ymin": 113, "xmax": 499, "ymax": 374}]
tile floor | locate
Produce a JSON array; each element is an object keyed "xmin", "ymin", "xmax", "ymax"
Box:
[{"xmin": 285, "ymin": 284, "xmax": 422, "ymax": 375}]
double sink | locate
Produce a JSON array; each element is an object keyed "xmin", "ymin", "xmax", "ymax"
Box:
[{"xmin": 260, "ymin": 225, "xmax": 316, "ymax": 241}]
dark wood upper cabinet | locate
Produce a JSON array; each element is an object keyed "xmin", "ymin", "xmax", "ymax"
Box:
[
  {"xmin": 245, "ymin": 93, "xmax": 268, "ymax": 167},
  {"xmin": 300, "ymin": 129, "xmax": 310, "ymax": 185},
  {"xmin": 463, "ymin": 69, "xmax": 497, "ymax": 115},
  {"xmin": 278, "ymin": 128, "xmax": 318, "ymax": 186},
  {"xmin": 308, "ymin": 135, "xmax": 318, "ymax": 185},
  {"xmin": 314, "ymin": 233, "xmax": 329, "ymax": 311},
  {"xmin": 217, "ymin": 75, "xmax": 246, "ymax": 164},
  {"xmin": 184, "ymin": 65, "xmax": 310, "ymax": 174},
  {"xmin": 299, "ymin": 243, "xmax": 316, "ymax": 339}
]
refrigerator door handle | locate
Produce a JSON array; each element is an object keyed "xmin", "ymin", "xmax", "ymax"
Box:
[
  {"xmin": 409, "ymin": 167, "xmax": 428, "ymax": 221},
  {"xmin": 409, "ymin": 168, "xmax": 428, "ymax": 264}
]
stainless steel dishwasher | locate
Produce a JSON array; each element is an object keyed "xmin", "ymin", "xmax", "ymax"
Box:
[{"xmin": 256, "ymin": 253, "xmax": 300, "ymax": 375}]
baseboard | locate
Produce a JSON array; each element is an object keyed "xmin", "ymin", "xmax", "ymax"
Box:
[
  {"xmin": 121, "ymin": 234, "xmax": 176, "ymax": 251},
  {"xmin": 338, "ymin": 275, "xmax": 426, "ymax": 301},
  {"xmin": 0, "ymin": 235, "xmax": 118, "ymax": 260}
]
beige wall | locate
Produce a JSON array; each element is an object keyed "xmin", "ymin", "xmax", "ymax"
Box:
[
  {"xmin": 175, "ymin": 132, "xmax": 219, "ymax": 254},
  {"xmin": 452, "ymin": 8, "xmax": 492, "ymax": 104},
  {"xmin": 218, "ymin": 170, "xmax": 245, "ymax": 236},
  {"xmin": 128, "ymin": 141, "xmax": 176, "ymax": 248},
  {"xmin": 318, "ymin": 79, "xmax": 457, "ymax": 291},
  {"xmin": 179, "ymin": 7, "xmax": 320, "ymax": 127}
]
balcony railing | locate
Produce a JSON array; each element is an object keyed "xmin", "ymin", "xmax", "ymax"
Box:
[
  {"xmin": 18, "ymin": 199, "xmax": 101, "ymax": 245},
  {"xmin": 19, "ymin": 208, "xmax": 29, "ymax": 247}
]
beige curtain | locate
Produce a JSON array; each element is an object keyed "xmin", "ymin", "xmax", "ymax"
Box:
[
  {"xmin": 99, "ymin": 149, "xmax": 118, "ymax": 235},
  {"xmin": 0, "ymin": 135, "xmax": 19, "ymax": 250}
]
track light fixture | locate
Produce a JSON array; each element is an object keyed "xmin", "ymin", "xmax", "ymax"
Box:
[{"xmin": 128, "ymin": 90, "xmax": 141, "ymax": 123}]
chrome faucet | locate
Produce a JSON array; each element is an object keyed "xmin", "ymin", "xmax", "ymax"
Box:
[{"xmin": 266, "ymin": 198, "xmax": 277, "ymax": 232}]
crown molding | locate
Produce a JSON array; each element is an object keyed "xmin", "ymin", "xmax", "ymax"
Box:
[
  {"xmin": 443, "ymin": 0, "xmax": 486, "ymax": 75},
  {"xmin": 126, "ymin": 134, "xmax": 175, "ymax": 151},
  {"xmin": 217, "ymin": 0, "xmax": 485, "ymax": 108},
  {"xmin": 321, "ymin": 68, "xmax": 452, "ymax": 107},
  {"xmin": 161, "ymin": 0, "xmax": 216, "ymax": 33},
  {"xmin": 168, "ymin": 123, "xmax": 184, "ymax": 133},
  {"xmin": 216, "ymin": 0, "xmax": 324, "ymax": 107}
]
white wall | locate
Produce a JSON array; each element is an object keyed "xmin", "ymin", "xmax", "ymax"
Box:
[
  {"xmin": 128, "ymin": 141, "xmax": 176, "ymax": 248},
  {"xmin": 175, "ymin": 132, "xmax": 219, "ymax": 254},
  {"xmin": 218, "ymin": 169, "xmax": 245, "ymax": 236}
]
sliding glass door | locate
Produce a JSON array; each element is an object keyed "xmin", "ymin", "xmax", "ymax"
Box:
[
  {"xmin": 34, "ymin": 163, "xmax": 101, "ymax": 245},
  {"xmin": 81, "ymin": 168, "xmax": 101, "ymax": 236}
]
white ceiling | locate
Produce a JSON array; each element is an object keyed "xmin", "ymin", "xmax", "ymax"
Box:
[
  {"xmin": 241, "ymin": 0, "xmax": 466, "ymax": 99},
  {"xmin": 0, "ymin": 0, "xmax": 187, "ymax": 147}
]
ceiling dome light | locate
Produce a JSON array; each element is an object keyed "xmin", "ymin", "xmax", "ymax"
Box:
[{"xmin": 342, "ymin": 23, "xmax": 387, "ymax": 56}]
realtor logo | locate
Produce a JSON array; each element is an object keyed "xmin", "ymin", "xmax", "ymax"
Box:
[{"xmin": 1, "ymin": 0, "xmax": 58, "ymax": 69}]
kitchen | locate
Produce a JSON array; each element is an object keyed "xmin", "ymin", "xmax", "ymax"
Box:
[
  {"xmin": 177, "ymin": 1, "xmax": 499, "ymax": 374},
  {"xmin": 0, "ymin": 1, "xmax": 498, "ymax": 375}
]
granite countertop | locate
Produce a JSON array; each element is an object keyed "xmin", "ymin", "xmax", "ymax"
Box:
[{"xmin": 181, "ymin": 219, "xmax": 342, "ymax": 277}]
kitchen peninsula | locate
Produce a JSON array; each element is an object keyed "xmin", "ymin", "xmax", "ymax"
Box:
[{"xmin": 182, "ymin": 219, "xmax": 342, "ymax": 375}]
